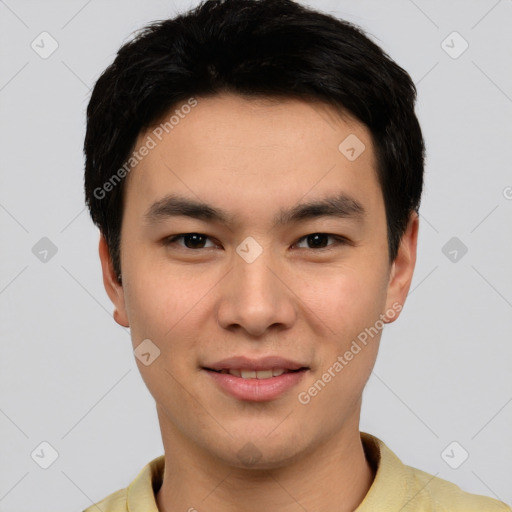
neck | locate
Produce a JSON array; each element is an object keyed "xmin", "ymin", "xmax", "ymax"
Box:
[{"xmin": 156, "ymin": 411, "xmax": 375, "ymax": 512}]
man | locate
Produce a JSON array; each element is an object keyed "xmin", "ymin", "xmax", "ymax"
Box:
[{"xmin": 83, "ymin": 0, "xmax": 511, "ymax": 510}]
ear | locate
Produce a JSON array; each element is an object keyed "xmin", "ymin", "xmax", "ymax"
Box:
[
  {"xmin": 98, "ymin": 234, "xmax": 129, "ymax": 327},
  {"xmin": 383, "ymin": 211, "xmax": 419, "ymax": 323}
]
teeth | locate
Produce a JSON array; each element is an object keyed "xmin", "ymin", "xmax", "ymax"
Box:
[
  {"xmin": 256, "ymin": 370, "xmax": 273, "ymax": 379},
  {"xmin": 224, "ymin": 369, "xmax": 288, "ymax": 379}
]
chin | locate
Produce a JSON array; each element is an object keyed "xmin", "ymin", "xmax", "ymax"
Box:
[{"xmin": 209, "ymin": 432, "xmax": 310, "ymax": 471}]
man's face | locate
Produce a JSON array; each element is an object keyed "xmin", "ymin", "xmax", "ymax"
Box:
[{"xmin": 100, "ymin": 93, "xmax": 417, "ymax": 468}]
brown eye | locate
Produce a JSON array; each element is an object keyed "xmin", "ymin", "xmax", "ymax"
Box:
[
  {"xmin": 295, "ymin": 233, "xmax": 347, "ymax": 250},
  {"xmin": 164, "ymin": 233, "xmax": 216, "ymax": 249}
]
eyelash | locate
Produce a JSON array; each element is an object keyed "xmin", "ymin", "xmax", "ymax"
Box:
[{"xmin": 162, "ymin": 233, "xmax": 349, "ymax": 251}]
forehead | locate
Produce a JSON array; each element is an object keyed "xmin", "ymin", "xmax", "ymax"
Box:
[{"xmin": 123, "ymin": 93, "xmax": 382, "ymax": 226}]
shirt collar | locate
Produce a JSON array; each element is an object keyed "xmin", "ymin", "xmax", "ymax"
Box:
[
  {"xmin": 355, "ymin": 432, "xmax": 408, "ymax": 511},
  {"xmin": 126, "ymin": 453, "xmax": 164, "ymax": 512}
]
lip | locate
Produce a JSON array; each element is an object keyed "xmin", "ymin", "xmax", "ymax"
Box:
[
  {"xmin": 202, "ymin": 356, "xmax": 309, "ymax": 402},
  {"xmin": 204, "ymin": 356, "xmax": 307, "ymax": 372},
  {"xmin": 204, "ymin": 368, "xmax": 308, "ymax": 401}
]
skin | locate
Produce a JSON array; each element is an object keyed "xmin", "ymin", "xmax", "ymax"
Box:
[{"xmin": 99, "ymin": 93, "xmax": 419, "ymax": 512}]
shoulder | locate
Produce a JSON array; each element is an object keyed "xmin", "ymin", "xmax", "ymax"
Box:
[
  {"xmin": 82, "ymin": 487, "xmax": 128, "ymax": 512},
  {"xmin": 81, "ymin": 454, "xmax": 165, "ymax": 512},
  {"xmin": 405, "ymin": 464, "xmax": 511, "ymax": 511},
  {"xmin": 360, "ymin": 432, "xmax": 511, "ymax": 512}
]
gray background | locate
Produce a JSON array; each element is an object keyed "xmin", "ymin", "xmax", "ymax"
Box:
[{"xmin": 1, "ymin": 0, "xmax": 511, "ymax": 510}]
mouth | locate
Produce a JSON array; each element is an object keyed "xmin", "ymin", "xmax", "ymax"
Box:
[
  {"xmin": 202, "ymin": 357, "xmax": 309, "ymax": 401},
  {"xmin": 205, "ymin": 367, "xmax": 307, "ymax": 379}
]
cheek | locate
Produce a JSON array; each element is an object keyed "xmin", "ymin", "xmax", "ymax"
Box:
[
  {"xmin": 297, "ymin": 261, "xmax": 388, "ymax": 341},
  {"xmin": 124, "ymin": 275, "xmax": 196, "ymax": 345},
  {"xmin": 297, "ymin": 267, "xmax": 386, "ymax": 413},
  {"xmin": 122, "ymin": 271, "xmax": 205, "ymax": 409},
  {"xmin": 121, "ymin": 240, "xmax": 199, "ymax": 332},
  {"xmin": 122, "ymin": 260, "xmax": 224, "ymax": 383}
]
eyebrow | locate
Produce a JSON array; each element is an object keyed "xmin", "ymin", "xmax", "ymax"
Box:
[{"xmin": 144, "ymin": 192, "xmax": 366, "ymax": 228}]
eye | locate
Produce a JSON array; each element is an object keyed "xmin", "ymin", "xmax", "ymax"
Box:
[
  {"xmin": 294, "ymin": 233, "xmax": 347, "ymax": 250},
  {"xmin": 162, "ymin": 232, "xmax": 349, "ymax": 251},
  {"xmin": 163, "ymin": 233, "xmax": 217, "ymax": 249}
]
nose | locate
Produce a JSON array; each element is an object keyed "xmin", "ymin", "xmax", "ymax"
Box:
[{"xmin": 216, "ymin": 246, "xmax": 297, "ymax": 337}]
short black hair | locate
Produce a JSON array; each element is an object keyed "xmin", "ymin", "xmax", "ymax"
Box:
[{"xmin": 84, "ymin": 0, "xmax": 425, "ymax": 282}]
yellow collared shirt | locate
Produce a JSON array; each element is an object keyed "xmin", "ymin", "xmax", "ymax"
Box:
[{"xmin": 83, "ymin": 432, "xmax": 511, "ymax": 511}]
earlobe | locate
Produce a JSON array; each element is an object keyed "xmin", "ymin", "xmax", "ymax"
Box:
[
  {"xmin": 383, "ymin": 212, "xmax": 419, "ymax": 323},
  {"xmin": 98, "ymin": 234, "xmax": 130, "ymax": 327},
  {"xmin": 113, "ymin": 308, "xmax": 129, "ymax": 327}
]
